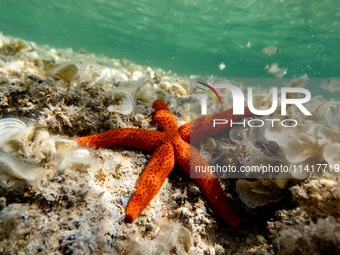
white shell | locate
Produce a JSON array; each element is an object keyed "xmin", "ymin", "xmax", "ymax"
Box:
[
  {"xmin": 154, "ymin": 89, "xmax": 167, "ymax": 101},
  {"xmin": 229, "ymin": 127, "xmax": 248, "ymax": 143},
  {"xmin": 72, "ymin": 149, "xmax": 90, "ymax": 159},
  {"xmin": 157, "ymin": 81, "xmax": 187, "ymax": 96},
  {"xmin": 54, "ymin": 138, "xmax": 78, "ymax": 153},
  {"xmin": 0, "ymin": 154, "xmax": 38, "ymax": 181},
  {"xmin": 58, "ymin": 149, "xmax": 93, "ymax": 172},
  {"xmin": 285, "ymin": 133, "xmax": 315, "ymax": 163},
  {"xmin": 114, "ymin": 72, "xmax": 128, "ymax": 82},
  {"xmin": 0, "ymin": 118, "xmax": 27, "ymax": 146},
  {"xmin": 130, "ymin": 71, "xmax": 144, "ymax": 81},
  {"xmin": 323, "ymin": 144, "xmax": 340, "ymax": 169},
  {"xmin": 290, "ymin": 165, "xmax": 310, "ymax": 180},
  {"xmin": 53, "ymin": 63, "xmax": 80, "ymax": 84},
  {"xmin": 135, "ymin": 82, "xmax": 154, "ymax": 102},
  {"xmin": 204, "ymin": 138, "xmax": 217, "ymax": 150},
  {"xmin": 236, "ymin": 179, "xmax": 285, "ymax": 208},
  {"xmin": 107, "ymin": 90, "xmax": 135, "ymax": 115},
  {"xmin": 325, "ymin": 104, "xmax": 340, "ymax": 131},
  {"xmin": 168, "ymin": 83, "xmax": 187, "ymax": 96},
  {"xmin": 134, "ymin": 114, "xmax": 145, "ymax": 121}
]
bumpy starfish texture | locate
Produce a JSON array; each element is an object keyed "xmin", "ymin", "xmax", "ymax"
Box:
[{"xmin": 76, "ymin": 100, "xmax": 252, "ymax": 228}]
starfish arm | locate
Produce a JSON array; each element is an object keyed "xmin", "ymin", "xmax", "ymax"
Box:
[
  {"xmin": 153, "ymin": 99, "xmax": 170, "ymax": 111},
  {"xmin": 125, "ymin": 142, "xmax": 175, "ymax": 223},
  {"xmin": 152, "ymin": 100, "xmax": 178, "ymax": 132},
  {"xmin": 76, "ymin": 128, "xmax": 167, "ymax": 152},
  {"xmin": 178, "ymin": 122, "xmax": 190, "ymax": 143},
  {"xmin": 187, "ymin": 107, "xmax": 255, "ymax": 144},
  {"xmin": 174, "ymin": 137, "xmax": 240, "ymax": 228}
]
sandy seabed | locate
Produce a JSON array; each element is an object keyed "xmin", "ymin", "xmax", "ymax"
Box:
[{"xmin": 1, "ymin": 33, "xmax": 340, "ymax": 255}]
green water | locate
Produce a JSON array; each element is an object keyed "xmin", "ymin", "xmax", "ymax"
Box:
[{"xmin": 0, "ymin": 0, "xmax": 339, "ymax": 78}]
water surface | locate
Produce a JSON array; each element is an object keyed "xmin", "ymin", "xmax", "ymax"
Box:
[{"xmin": 0, "ymin": 0, "xmax": 339, "ymax": 78}]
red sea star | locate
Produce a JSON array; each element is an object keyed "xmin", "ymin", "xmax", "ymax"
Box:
[{"xmin": 76, "ymin": 100, "xmax": 253, "ymax": 228}]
